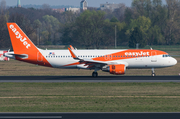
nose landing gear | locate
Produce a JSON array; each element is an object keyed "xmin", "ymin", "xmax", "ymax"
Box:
[{"xmin": 151, "ymin": 68, "xmax": 156, "ymax": 76}]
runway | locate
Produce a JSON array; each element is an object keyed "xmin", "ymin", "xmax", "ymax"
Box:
[
  {"xmin": 0, "ymin": 113, "xmax": 180, "ymax": 119},
  {"xmin": 0, "ymin": 76, "xmax": 180, "ymax": 82}
]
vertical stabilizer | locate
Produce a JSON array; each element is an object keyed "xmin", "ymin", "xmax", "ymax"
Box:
[
  {"xmin": 7, "ymin": 23, "xmax": 37, "ymax": 54},
  {"xmin": 7, "ymin": 23, "xmax": 52, "ymax": 67}
]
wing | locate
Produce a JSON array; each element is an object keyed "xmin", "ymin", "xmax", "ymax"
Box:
[
  {"xmin": 68, "ymin": 47, "xmax": 107, "ymax": 69},
  {"xmin": 68, "ymin": 46, "xmax": 129, "ymax": 69}
]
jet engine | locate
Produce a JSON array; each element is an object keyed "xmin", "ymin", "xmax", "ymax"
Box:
[{"xmin": 102, "ymin": 64, "xmax": 126, "ymax": 75}]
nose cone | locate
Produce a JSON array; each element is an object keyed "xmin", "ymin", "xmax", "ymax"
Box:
[{"xmin": 171, "ymin": 58, "xmax": 177, "ymax": 66}]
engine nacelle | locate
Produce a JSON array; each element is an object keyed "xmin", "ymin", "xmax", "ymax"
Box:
[{"xmin": 102, "ymin": 64, "xmax": 126, "ymax": 75}]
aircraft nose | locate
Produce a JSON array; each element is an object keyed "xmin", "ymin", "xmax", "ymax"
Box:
[{"xmin": 171, "ymin": 58, "xmax": 177, "ymax": 65}]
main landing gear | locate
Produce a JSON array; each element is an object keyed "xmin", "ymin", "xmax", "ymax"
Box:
[
  {"xmin": 92, "ymin": 72, "xmax": 98, "ymax": 77},
  {"xmin": 151, "ymin": 68, "xmax": 156, "ymax": 76},
  {"xmin": 92, "ymin": 68, "xmax": 99, "ymax": 77}
]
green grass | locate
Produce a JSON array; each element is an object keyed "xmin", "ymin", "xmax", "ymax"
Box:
[{"xmin": 1, "ymin": 82, "xmax": 180, "ymax": 112}]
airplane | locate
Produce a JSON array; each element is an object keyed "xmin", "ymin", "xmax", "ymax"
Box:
[{"xmin": 4, "ymin": 23, "xmax": 177, "ymax": 77}]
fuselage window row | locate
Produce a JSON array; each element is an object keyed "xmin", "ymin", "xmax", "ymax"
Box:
[{"xmin": 46, "ymin": 55, "xmax": 151, "ymax": 58}]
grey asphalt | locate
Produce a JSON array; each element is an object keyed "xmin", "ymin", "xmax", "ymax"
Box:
[
  {"xmin": 0, "ymin": 76, "xmax": 180, "ymax": 82},
  {"xmin": 0, "ymin": 113, "xmax": 180, "ymax": 119}
]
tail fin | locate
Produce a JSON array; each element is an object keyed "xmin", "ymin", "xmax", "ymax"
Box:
[
  {"xmin": 7, "ymin": 23, "xmax": 52, "ymax": 67},
  {"xmin": 7, "ymin": 23, "xmax": 37, "ymax": 54}
]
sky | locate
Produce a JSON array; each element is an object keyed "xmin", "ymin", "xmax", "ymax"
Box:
[{"xmin": 4, "ymin": 0, "xmax": 166, "ymax": 7}]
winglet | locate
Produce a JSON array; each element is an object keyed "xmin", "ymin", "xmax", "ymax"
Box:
[
  {"xmin": 68, "ymin": 47, "xmax": 79, "ymax": 60},
  {"xmin": 69, "ymin": 45, "xmax": 75, "ymax": 50}
]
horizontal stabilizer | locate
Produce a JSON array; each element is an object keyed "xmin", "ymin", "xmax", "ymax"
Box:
[
  {"xmin": 4, "ymin": 52, "xmax": 28, "ymax": 59},
  {"xmin": 12, "ymin": 54, "xmax": 28, "ymax": 59}
]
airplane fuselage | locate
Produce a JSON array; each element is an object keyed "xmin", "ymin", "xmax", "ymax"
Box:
[{"xmin": 6, "ymin": 49, "xmax": 176, "ymax": 69}]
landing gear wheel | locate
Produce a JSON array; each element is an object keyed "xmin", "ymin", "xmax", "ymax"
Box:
[
  {"xmin": 152, "ymin": 73, "xmax": 156, "ymax": 77},
  {"xmin": 92, "ymin": 72, "xmax": 98, "ymax": 77}
]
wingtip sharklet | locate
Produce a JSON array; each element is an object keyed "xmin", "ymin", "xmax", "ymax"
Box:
[
  {"xmin": 69, "ymin": 45, "xmax": 75, "ymax": 50},
  {"xmin": 68, "ymin": 47, "xmax": 79, "ymax": 60}
]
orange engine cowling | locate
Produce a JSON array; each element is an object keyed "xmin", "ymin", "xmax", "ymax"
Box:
[{"xmin": 103, "ymin": 64, "xmax": 126, "ymax": 75}]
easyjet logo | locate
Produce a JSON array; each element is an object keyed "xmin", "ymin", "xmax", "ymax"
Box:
[
  {"xmin": 9, "ymin": 25, "xmax": 31, "ymax": 49},
  {"xmin": 125, "ymin": 51, "xmax": 149, "ymax": 56}
]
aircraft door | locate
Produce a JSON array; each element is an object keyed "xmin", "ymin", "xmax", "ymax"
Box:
[
  {"xmin": 104, "ymin": 54, "xmax": 112, "ymax": 60},
  {"xmin": 151, "ymin": 51, "xmax": 157, "ymax": 62},
  {"xmin": 37, "ymin": 52, "xmax": 43, "ymax": 62}
]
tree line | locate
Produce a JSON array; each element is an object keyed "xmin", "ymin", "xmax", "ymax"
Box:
[{"xmin": 0, "ymin": 0, "xmax": 180, "ymax": 49}]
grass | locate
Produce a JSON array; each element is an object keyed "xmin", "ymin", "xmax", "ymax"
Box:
[{"xmin": 0, "ymin": 82, "xmax": 180, "ymax": 112}]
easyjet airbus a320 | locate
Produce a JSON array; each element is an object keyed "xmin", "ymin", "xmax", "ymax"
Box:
[{"xmin": 4, "ymin": 23, "xmax": 177, "ymax": 77}]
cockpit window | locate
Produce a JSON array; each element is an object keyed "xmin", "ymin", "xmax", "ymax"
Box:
[{"xmin": 162, "ymin": 55, "xmax": 171, "ymax": 57}]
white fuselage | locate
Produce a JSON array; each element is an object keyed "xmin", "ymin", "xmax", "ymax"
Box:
[{"xmin": 39, "ymin": 49, "xmax": 177, "ymax": 69}]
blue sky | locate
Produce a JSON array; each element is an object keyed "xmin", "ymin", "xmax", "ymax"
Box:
[{"xmin": 5, "ymin": 0, "xmax": 166, "ymax": 7}]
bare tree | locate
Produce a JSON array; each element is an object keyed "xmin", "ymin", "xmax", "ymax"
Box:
[
  {"xmin": 113, "ymin": 3, "xmax": 126, "ymax": 22},
  {"xmin": 0, "ymin": 0, "xmax": 6, "ymax": 15},
  {"xmin": 164, "ymin": 0, "xmax": 180, "ymax": 44},
  {"xmin": 41, "ymin": 4, "xmax": 51, "ymax": 10}
]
